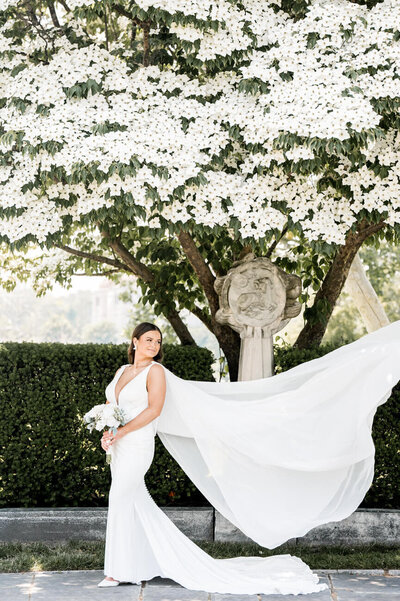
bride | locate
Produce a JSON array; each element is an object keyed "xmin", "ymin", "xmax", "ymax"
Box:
[{"xmin": 98, "ymin": 320, "xmax": 400, "ymax": 594}]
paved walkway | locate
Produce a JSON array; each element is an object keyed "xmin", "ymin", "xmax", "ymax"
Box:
[{"xmin": 1, "ymin": 570, "xmax": 399, "ymax": 601}]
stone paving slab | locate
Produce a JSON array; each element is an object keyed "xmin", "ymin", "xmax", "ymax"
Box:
[
  {"xmin": 329, "ymin": 572, "xmax": 400, "ymax": 599},
  {"xmin": 0, "ymin": 572, "xmax": 34, "ymax": 601},
  {"xmin": 0, "ymin": 571, "xmax": 141, "ymax": 600},
  {"xmin": 0, "ymin": 570, "xmax": 400, "ymax": 601}
]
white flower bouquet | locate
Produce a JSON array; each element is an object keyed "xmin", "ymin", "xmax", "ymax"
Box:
[{"xmin": 84, "ymin": 403, "xmax": 127, "ymax": 464}]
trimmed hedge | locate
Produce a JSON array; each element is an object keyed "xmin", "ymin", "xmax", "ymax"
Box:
[
  {"xmin": 0, "ymin": 342, "xmax": 214, "ymax": 508},
  {"xmin": 275, "ymin": 344, "xmax": 400, "ymax": 509},
  {"xmin": 0, "ymin": 341, "xmax": 398, "ymax": 509}
]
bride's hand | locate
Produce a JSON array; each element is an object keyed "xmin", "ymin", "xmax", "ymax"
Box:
[
  {"xmin": 101, "ymin": 431, "xmax": 112, "ymax": 451},
  {"xmin": 109, "ymin": 427, "xmax": 125, "ymax": 446}
]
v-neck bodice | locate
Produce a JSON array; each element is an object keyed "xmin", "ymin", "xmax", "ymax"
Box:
[
  {"xmin": 105, "ymin": 362, "xmax": 159, "ymax": 433},
  {"xmin": 113, "ymin": 362, "xmax": 154, "ymax": 406}
]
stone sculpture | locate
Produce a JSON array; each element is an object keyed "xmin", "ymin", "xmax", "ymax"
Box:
[{"xmin": 215, "ymin": 254, "xmax": 302, "ymax": 380}]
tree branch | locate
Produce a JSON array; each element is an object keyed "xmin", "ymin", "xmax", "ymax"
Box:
[
  {"xmin": 55, "ymin": 244, "xmax": 132, "ymax": 272},
  {"xmin": 47, "ymin": 1, "xmax": 61, "ymax": 28},
  {"xmin": 294, "ymin": 219, "xmax": 387, "ymax": 348},
  {"xmin": 177, "ymin": 231, "xmax": 219, "ymax": 316},
  {"xmin": 166, "ymin": 309, "xmax": 195, "ymax": 345},
  {"xmin": 101, "ymin": 232, "xmax": 155, "ymax": 282},
  {"xmin": 99, "ymin": 232, "xmax": 195, "ymax": 345},
  {"xmin": 266, "ymin": 224, "xmax": 289, "ymax": 258},
  {"xmin": 72, "ymin": 269, "xmax": 121, "ymax": 276},
  {"xmin": 143, "ymin": 21, "xmax": 150, "ymax": 66},
  {"xmin": 57, "ymin": 0, "xmax": 71, "ymax": 12},
  {"xmin": 191, "ymin": 305, "xmax": 213, "ymax": 332},
  {"xmin": 104, "ymin": 4, "xmax": 109, "ymax": 51},
  {"xmin": 111, "ymin": 3, "xmax": 142, "ymax": 25}
]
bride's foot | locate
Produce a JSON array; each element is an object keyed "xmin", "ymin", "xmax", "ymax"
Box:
[{"xmin": 98, "ymin": 576, "xmax": 120, "ymax": 587}]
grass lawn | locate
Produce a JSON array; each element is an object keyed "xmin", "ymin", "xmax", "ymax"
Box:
[{"xmin": 0, "ymin": 540, "xmax": 399, "ymax": 573}]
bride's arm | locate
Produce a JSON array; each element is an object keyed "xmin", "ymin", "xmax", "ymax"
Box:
[{"xmin": 110, "ymin": 365, "xmax": 166, "ymax": 443}]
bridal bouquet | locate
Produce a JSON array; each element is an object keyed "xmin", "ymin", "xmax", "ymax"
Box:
[{"xmin": 83, "ymin": 404, "xmax": 127, "ymax": 464}]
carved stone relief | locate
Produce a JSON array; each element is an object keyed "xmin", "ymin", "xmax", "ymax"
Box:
[{"xmin": 215, "ymin": 254, "xmax": 302, "ymax": 380}]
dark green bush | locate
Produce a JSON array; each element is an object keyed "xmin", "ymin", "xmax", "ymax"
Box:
[
  {"xmin": 274, "ymin": 343, "xmax": 400, "ymax": 509},
  {"xmin": 1, "ymin": 341, "xmax": 397, "ymax": 509},
  {"xmin": 0, "ymin": 342, "xmax": 214, "ymax": 508}
]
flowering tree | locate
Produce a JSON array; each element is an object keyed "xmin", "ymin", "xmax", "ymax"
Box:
[{"xmin": 1, "ymin": 0, "xmax": 400, "ymax": 379}]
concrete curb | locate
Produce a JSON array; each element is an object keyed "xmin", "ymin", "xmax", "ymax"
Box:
[
  {"xmin": 215, "ymin": 507, "xmax": 400, "ymax": 546},
  {"xmin": 0, "ymin": 507, "xmax": 399, "ymax": 546}
]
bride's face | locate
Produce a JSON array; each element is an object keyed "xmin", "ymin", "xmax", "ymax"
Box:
[{"xmin": 133, "ymin": 330, "xmax": 162, "ymax": 359}]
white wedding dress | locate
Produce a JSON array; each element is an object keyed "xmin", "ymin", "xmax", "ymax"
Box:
[{"xmin": 103, "ymin": 320, "xmax": 400, "ymax": 595}]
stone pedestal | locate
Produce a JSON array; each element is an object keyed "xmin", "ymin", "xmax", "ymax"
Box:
[
  {"xmin": 238, "ymin": 333, "xmax": 274, "ymax": 381},
  {"xmin": 215, "ymin": 254, "xmax": 301, "ymax": 380}
]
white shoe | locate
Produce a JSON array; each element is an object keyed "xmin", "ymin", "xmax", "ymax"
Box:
[{"xmin": 98, "ymin": 578, "xmax": 120, "ymax": 587}]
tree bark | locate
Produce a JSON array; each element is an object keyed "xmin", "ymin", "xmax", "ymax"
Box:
[
  {"xmin": 105, "ymin": 237, "xmax": 156, "ymax": 282},
  {"xmin": 177, "ymin": 230, "xmax": 240, "ymax": 380},
  {"xmin": 294, "ymin": 220, "xmax": 386, "ymax": 348},
  {"xmin": 266, "ymin": 224, "xmax": 288, "ymax": 258},
  {"xmin": 191, "ymin": 305, "xmax": 213, "ymax": 332},
  {"xmin": 177, "ymin": 231, "xmax": 219, "ymax": 314},
  {"xmin": 57, "ymin": 0, "xmax": 71, "ymax": 12},
  {"xmin": 345, "ymin": 252, "xmax": 390, "ymax": 331},
  {"xmin": 143, "ymin": 22, "xmax": 150, "ymax": 67},
  {"xmin": 214, "ymin": 324, "xmax": 240, "ymax": 381},
  {"xmin": 104, "ymin": 4, "xmax": 109, "ymax": 51},
  {"xmin": 55, "ymin": 244, "xmax": 130, "ymax": 272},
  {"xmin": 47, "ymin": 1, "xmax": 61, "ymax": 27},
  {"xmin": 166, "ymin": 309, "xmax": 196, "ymax": 346}
]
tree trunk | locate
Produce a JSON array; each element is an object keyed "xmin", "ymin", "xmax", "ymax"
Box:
[
  {"xmin": 166, "ymin": 308, "xmax": 196, "ymax": 345},
  {"xmin": 211, "ymin": 321, "xmax": 240, "ymax": 381},
  {"xmin": 295, "ymin": 220, "xmax": 386, "ymax": 348},
  {"xmin": 345, "ymin": 253, "xmax": 389, "ymax": 332},
  {"xmin": 177, "ymin": 231, "xmax": 240, "ymax": 380}
]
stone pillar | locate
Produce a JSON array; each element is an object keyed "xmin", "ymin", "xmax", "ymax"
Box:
[{"xmin": 214, "ymin": 254, "xmax": 302, "ymax": 380}]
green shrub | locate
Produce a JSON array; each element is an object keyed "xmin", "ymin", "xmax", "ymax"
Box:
[
  {"xmin": 1, "ymin": 340, "xmax": 397, "ymax": 509},
  {"xmin": 0, "ymin": 342, "xmax": 214, "ymax": 508},
  {"xmin": 274, "ymin": 343, "xmax": 399, "ymax": 509}
]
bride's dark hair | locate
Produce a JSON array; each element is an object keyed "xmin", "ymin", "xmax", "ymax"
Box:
[{"xmin": 128, "ymin": 322, "xmax": 163, "ymax": 364}]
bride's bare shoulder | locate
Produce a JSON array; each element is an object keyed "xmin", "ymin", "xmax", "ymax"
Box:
[
  {"xmin": 147, "ymin": 363, "xmax": 167, "ymax": 390},
  {"xmin": 149, "ymin": 362, "xmax": 166, "ymax": 373},
  {"xmin": 149, "ymin": 362, "xmax": 167, "ymax": 378}
]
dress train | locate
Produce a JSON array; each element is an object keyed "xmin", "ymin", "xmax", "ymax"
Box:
[{"xmin": 104, "ymin": 434, "xmax": 327, "ymax": 595}]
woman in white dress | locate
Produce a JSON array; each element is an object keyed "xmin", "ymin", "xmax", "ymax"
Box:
[
  {"xmin": 97, "ymin": 320, "xmax": 400, "ymax": 595},
  {"xmin": 99, "ymin": 323, "xmax": 166, "ymax": 587}
]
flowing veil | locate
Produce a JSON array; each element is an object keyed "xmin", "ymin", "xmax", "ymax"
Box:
[{"xmin": 156, "ymin": 320, "xmax": 400, "ymax": 548}]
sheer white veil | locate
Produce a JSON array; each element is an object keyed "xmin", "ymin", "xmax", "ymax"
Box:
[{"xmin": 156, "ymin": 320, "xmax": 400, "ymax": 548}]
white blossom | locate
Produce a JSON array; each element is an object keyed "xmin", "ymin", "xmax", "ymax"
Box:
[{"xmin": 0, "ymin": 0, "xmax": 400, "ymax": 246}]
